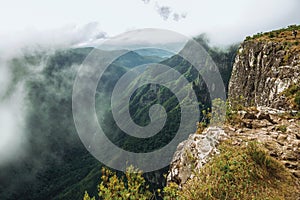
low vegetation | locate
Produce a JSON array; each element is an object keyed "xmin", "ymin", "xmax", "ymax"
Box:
[
  {"xmin": 245, "ymin": 25, "xmax": 300, "ymax": 53},
  {"xmin": 83, "ymin": 142, "xmax": 298, "ymax": 200},
  {"xmin": 165, "ymin": 141, "xmax": 298, "ymax": 200},
  {"xmin": 283, "ymin": 83, "xmax": 300, "ymax": 111},
  {"xmin": 83, "ymin": 166, "xmax": 154, "ymax": 200}
]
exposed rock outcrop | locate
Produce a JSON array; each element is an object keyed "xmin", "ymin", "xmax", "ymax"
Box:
[
  {"xmin": 229, "ymin": 40, "xmax": 300, "ymax": 110},
  {"xmin": 167, "ymin": 127, "xmax": 227, "ymax": 186},
  {"xmin": 224, "ymin": 107, "xmax": 300, "ymax": 180},
  {"xmin": 167, "ymin": 108, "xmax": 300, "ymax": 187}
]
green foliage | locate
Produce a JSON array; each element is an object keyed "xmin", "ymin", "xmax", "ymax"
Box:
[
  {"xmin": 210, "ymin": 98, "xmax": 226, "ymax": 126},
  {"xmin": 283, "ymin": 83, "xmax": 300, "ymax": 110},
  {"xmin": 275, "ymin": 125, "xmax": 287, "ymax": 133},
  {"xmin": 162, "ymin": 182, "xmax": 181, "ymax": 200},
  {"xmin": 196, "ymin": 98, "xmax": 228, "ymax": 133},
  {"xmin": 228, "ymin": 95, "xmax": 247, "ymax": 110},
  {"xmin": 83, "ymin": 191, "xmax": 95, "ymax": 200},
  {"xmin": 295, "ymin": 91, "xmax": 300, "ymax": 108},
  {"xmin": 84, "ymin": 166, "xmax": 154, "ymax": 200},
  {"xmin": 245, "ymin": 36, "xmax": 252, "ymax": 41},
  {"xmin": 196, "ymin": 109, "xmax": 211, "ymax": 134},
  {"xmin": 283, "ymin": 52, "xmax": 291, "ymax": 63},
  {"xmin": 269, "ymin": 32, "xmax": 275, "ymax": 38}
]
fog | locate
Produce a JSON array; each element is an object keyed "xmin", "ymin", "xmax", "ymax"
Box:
[
  {"xmin": 0, "ymin": 85, "xmax": 26, "ymax": 165},
  {"xmin": 0, "ymin": 23, "xmax": 106, "ymax": 166}
]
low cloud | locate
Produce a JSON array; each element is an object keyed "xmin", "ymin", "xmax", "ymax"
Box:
[
  {"xmin": 0, "ymin": 22, "xmax": 107, "ymax": 58},
  {"xmin": 0, "ymin": 85, "xmax": 26, "ymax": 166},
  {"xmin": 0, "ymin": 22, "xmax": 107, "ymax": 166}
]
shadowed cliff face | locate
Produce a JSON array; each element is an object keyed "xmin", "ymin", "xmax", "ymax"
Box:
[{"xmin": 229, "ymin": 37, "xmax": 300, "ymax": 110}]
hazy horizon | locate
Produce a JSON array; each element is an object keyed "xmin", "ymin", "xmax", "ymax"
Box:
[{"xmin": 0, "ymin": 0, "xmax": 299, "ymax": 51}]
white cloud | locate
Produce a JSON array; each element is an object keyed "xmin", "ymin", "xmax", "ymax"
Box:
[
  {"xmin": 0, "ymin": 85, "xmax": 26, "ymax": 166},
  {"xmin": 0, "ymin": 22, "xmax": 107, "ymax": 166},
  {"xmin": 0, "ymin": 0, "xmax": 299, "ymax": 45},
  {"xmin": 0, "ymin": 22, "xmax": 106, "ymax": 58},
  {"xmin": 96, "ymin": 28, "xmax": 188, "ymax": 53}
]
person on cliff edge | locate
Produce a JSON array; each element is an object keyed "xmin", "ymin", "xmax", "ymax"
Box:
[{"xmin": 292, "ymin": 30, "xmax": 297, "ymax": 39}]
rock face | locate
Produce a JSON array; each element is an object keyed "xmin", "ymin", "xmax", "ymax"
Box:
[
  {"xmin": 167, "ymin": 127, "xmax": 227, "ymax": 186},
  {"xmin": 229, "ymin": 40, "xmax": 300, "ymax": 109},
  {"xmin": 224, "ymin": 107, "xmax": 300, "ymax": 180}
]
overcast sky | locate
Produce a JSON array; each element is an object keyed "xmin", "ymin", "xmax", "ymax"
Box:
[{"xmin": 0, "ymin": 0, "xmax": 299, "ymax": 46}]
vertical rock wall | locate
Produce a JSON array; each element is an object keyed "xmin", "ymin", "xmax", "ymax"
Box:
[{"xmin": 229, "ymin": 40, "xmax": 300, "ymax": 109}]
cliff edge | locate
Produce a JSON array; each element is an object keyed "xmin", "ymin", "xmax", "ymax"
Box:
[{"xmin": 229, "ymin": 25, "xmax": 300, "ymax": 110}]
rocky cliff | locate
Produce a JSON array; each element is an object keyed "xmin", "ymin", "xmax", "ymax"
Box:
[
  {"xmin": 167, "ymin": 26, "xmax": 300, "ymax": 199},
  {"xmin": 229, "ymin": 26, "xmax": 300, "ymax": 110}
]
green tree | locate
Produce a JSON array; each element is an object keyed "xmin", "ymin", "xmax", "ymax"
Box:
[{"xmin": 84, "ymin": 166, "xmax": 154, "ymax": 200}]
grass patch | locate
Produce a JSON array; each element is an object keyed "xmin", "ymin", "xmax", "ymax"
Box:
[
  {"xmin": 244, "ymin": 25, "xmax": 300, "ymax": 54},
  {"xmin": 283, "ymin": 83, "xmax": 300, "ymax": 110},
  {"xmin": 275, "ymin": 125, "xmax": 287, "ymax": 133},
  {"xmin": 175, "ymin": 141, "xmax": 298, "ymax": 200}
]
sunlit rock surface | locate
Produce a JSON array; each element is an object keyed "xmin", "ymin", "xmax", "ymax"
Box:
[{"xmin": 167, "ymin": 127, "xmax": 227, "ymax": 186}]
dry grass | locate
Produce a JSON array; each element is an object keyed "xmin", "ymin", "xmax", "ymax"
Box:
[
  {"xmin": 178, "ymin": 141, "xmax": 299, "ymax": 200},
  {"xmin": 245, "ymin": 25, "xmax": 300, "ymax": 53}
]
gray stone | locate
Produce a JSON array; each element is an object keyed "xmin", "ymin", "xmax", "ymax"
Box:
[{"xmin": 167, "ymin": 127, "xmax": 227, "ymax": 186}]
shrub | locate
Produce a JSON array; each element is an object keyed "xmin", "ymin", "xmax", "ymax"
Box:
[
  {"xmin": 210, "ymin": 98, "xmax": 226, "ymax": 126},
  {"xmin": 83, "ymin": 166, "xmax": 154, "ymax": 200},
  {"xmin": 245, "ymin": 36, "xmax": 252, "ymax": 41},
  {"xmin": 295, "ymin": 91, "xmax": 300, "ymax": 108},
  {"xmin": 162, "ymin": 182, "xmax": 180, "ymax": 200},
  {"xmin": 269, "ymin": 32, "xmax": 275, "ymax": 38},
  {"xmin": 83, "ymin": 191, "xmax": 95, "ymax": 200},
  {"xmin": 276, "ymin": 125, "xmax": 287, "ymax": 133},
  {"xmin": 196, "ymin": 109, "xmax": 211, "ymax": 134},
  {"xmin": 283, "ymin": 84, "xmax": 300, "ymax": 110},
  {"xmin": 283, "ymin": 51, "xmax": 291, "ymax": 64}
]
